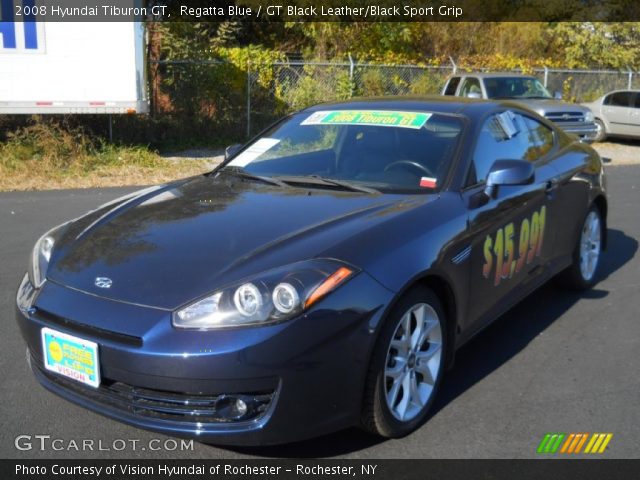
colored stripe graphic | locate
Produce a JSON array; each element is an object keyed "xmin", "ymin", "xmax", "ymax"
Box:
[
  {"xmin": 584, "ymin": 433, "xmax": 599, "ymax": 453},
  {"xmin": 560, "ymin": 433, "xmax": 575, "ymax": 453},
  {"xmin": 537, "ymin": 433, "xmax": 565, "ymax": 453},
  {"xmin": 549, "ymin": 434, "xmax": 565, "ymax": 453},
  {"xmin": 574, "ymin": 433, "xmax": 590, "ymax": 453},
  {"xmin": 539, "ymin": 433, "xmax": 612, "ymax": 454},
  {"xmin": 585, "ymin": 433, "xmax": 614, "ymax": 454},
  {"xmin": 537, "ymin": 434, "xmax": 552, "ymax": 453},
  {"xmin": 597, "ymin": 434, "xmax": 613, "ymax": 453},
  {"xmin": 568, "ymin": 434, "xmax": 580, "ymax": 453},
  {"xmin": 564, "ymin": 433, "xmax": 589, "ymax": 453}
]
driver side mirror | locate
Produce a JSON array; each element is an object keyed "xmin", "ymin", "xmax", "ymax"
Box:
[
  {"xmin": 225, "ymin": 143, "xmax": 243, "ymax": 161},
  {"xmin": 553, "ymin": 91, "xmax": 563, "ymax": 100},
  {"xmin": 466, "ymin": 91, "xmax": 482, "ymax": 99},
  {"xmin": 484, "ymin": 159, "xmax": 535, "ymax": 198}
]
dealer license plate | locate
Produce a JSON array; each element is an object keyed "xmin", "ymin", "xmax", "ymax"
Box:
[{"xmin": 41, "ymin": 327, "xmax": 100, "ymax": 388}]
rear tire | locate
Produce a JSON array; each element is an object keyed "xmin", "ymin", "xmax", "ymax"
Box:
[
  {"xmin": 594, "ymin": 119, "xmax": 607, "ymax": 143},
  {"xmin": 361, "ymin": 286, "xmax": 447, "ymax": 438},
  {"xmin": 559, "ymin": 205, "xmax": 603, "ymax": 290}
]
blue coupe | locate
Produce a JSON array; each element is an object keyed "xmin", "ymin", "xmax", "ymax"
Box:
[{"xmin": 16, "ymin": 97, "xmax": 607, "ymax": 445}]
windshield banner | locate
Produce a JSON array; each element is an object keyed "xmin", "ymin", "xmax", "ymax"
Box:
[{"xmin": 301, "ymin": 110, "xmax": 431, "ymax": 129}]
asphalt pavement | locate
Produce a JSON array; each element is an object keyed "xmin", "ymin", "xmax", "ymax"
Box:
[{"xmin": 1, "ymin": 166, "xmax": 638, "ymax": 459}]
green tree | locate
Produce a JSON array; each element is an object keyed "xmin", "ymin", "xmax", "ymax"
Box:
[
  {"xmin": 213, "ymin": 21, "xmax": 244, "ymax": 47},
  {"xmin": 552, "ymin": 22, "xmax": 640, "ymax": 69}
]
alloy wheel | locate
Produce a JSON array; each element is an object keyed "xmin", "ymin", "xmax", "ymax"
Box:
[
  {"xmin": 579, "ymin": 210, "xmax": 601, "ymax": 281},
  {"xmin": 384, "ymin": 303, "xmax": 442, "ymax": 422}
]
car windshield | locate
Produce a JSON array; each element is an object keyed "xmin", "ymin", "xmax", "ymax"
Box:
[
  {"xmin": 484, "ymin": 77, "xmax": 552, "ymax": 99},
  {"xmin": 222, "ymin": 110, "xmax": 464, "ymax": 194}
]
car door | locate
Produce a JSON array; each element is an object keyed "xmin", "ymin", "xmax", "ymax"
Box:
[
  {"xmin": 530, "ymin": 115, "xmax": 593, "ymax": 264},
  {"xmin": 461, "ymin": 111, "xmax": 559, "ymax": 327},
  {"xmin": 603, "ymin": 91, "xmax": 633, "ymax": 135}
]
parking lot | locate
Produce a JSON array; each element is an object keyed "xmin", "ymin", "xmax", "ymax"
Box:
[
  {"xmin": 593, "ymin": 140, "xmax": 640, "ymax": 165},
  {"xmin": 1, "ymin": 164, "xmax": 638, "ymax": 459}
]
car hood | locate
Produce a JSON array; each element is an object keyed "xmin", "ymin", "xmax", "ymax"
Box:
[
  {"xmin": 510, "ymin": 98, "xmax": 591, "ymax": 115},
  {"xmin": 47, "ymin": 174, "xmax": 427, "ymax": 310}
]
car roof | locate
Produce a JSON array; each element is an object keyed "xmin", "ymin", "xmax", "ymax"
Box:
[
  {"xmin": 301, "ymin": 95, "xmax": 503, "ymax": 119},
  {"xmin": 451, "ymin": 72, "xmax": 537, "ymax": 79},
  {"xmin": 466, "ymin": 72, "xmax": 535, "ymax": 78},
  {"xmin": 587, "ymin": 89, "xmax": 640, "ymax": 103},
  {"xmin": 600, "ymin": 89, "xmax": 640, "ymax": 95}
]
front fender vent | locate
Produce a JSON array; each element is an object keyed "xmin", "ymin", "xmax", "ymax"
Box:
[{"xmin": 451, "ymin": 245, "xmax": 471, "ymax": 265}]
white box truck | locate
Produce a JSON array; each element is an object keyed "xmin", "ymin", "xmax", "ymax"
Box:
[{"xmin": 0, "ymin": 19, "xmax": 148, "ymax": 114}]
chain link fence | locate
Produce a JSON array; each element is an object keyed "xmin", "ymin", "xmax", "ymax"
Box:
[
  {"xmin": 247, "ymin": 62, "xmax": 454, "ymax": 135},
  {"xmin": 534, "ymin": 68, "xmax": 637, "ymax": 103},
  {"xmin": 149, "ymin": 59, "xmax": 249, "ymax": 141},
  {"xmin": 150, "ymin": 59, "xmax": 640, "ymax": 141}
]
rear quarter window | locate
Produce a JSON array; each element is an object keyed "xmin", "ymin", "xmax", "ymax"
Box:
[{"xmin": 444, "ymin": 77, "xmax": 461, "ymax": 96}]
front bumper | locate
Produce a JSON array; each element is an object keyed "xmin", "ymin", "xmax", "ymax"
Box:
[{"xmin": 16, "ymin": 273, "xmax": 394, "ymax": 445}]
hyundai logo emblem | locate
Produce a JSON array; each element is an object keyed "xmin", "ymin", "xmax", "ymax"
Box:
[{"xmin": 94, "ymin": 277, "xmax": 113, "ymax": 289}]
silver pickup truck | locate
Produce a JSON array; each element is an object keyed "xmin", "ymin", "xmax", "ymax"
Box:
[{"xmin": 442, "ymin": 73, "xmax": 598, "ymax": 142}]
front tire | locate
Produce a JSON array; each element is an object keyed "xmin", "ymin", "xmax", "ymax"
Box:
[
  {"xmin": 559, "ymin": 206, "xmax": 603, "ymax": 290},
  {"xmin": 361, "ymin": 287, "xmax": 447, "ymax": 438},
  {"xmin": 594, "ymin": 119, "xmax": 607, "ymax": 143}
]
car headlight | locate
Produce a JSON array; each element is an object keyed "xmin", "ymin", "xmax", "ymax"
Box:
[
  {"xmin": 585, "ymin": 110, "xmax": 594, "ymax": 123},
  {"xmin": 173, "ymin": 259, "xmax": 358, "ymax": 330},
  {"xmin": 28, "ymin": 224, "xmax": 67, "ymax": 289},
  {"xmin": 28, "ymin": 232, "xmax": 55, "ymax": 289}
]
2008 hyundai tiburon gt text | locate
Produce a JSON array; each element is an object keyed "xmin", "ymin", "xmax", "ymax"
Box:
[{"xmin": 16, "ymin": 97, "xmax": 607, "ymax": 445}]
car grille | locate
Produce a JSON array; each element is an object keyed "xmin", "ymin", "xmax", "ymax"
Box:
[
  {"xmin": 35, "ymin": 308, "xmax": 143, "ymax": 347},
  {"xmin": 544, "ymin": 111, "xmax": 586, "ymax": 123},
  {"xmin": 34, "ymin": 360, "xmax": 275, "ymax": 424}
]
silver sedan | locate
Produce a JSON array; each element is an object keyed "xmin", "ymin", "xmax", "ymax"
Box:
[{"xmin": 583, "ymin": 90, "xmax": 640, "ymax": 142}]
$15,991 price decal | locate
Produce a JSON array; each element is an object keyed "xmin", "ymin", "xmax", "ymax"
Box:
[{"xmin": 483, "ymin": 206, "xmax": 547, "ymax": 286}]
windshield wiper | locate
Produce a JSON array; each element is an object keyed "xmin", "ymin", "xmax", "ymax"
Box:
[
  {"xmin": 221, "ymin": 167, "xmax": 289, "ymax": 188},
  {"xmin": 275, "ymin": 175, "xmax": 379, "ymax": 194},
  {"xmin": 313, "ymin": 177, "xmax": 380, "ymax": 194}
]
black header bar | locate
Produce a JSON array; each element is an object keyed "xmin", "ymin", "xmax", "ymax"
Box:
[
  {"xmin": 2, "ymin": 0, "xmax": 640, "ymax": 22},
  {"xmin": 3, "ymin": 459, "xmax": 640, "ymax": 480}
]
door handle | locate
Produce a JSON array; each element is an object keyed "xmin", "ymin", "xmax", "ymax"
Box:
[{"xmin": 545, "ymin": 179, "xmax": 557, "ymax": 194}]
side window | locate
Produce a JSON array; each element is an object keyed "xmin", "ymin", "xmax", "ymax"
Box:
[
  {"xmin": 634, "ymin": 93, "xmax": 640, "ymax": 108},
  {"xmin": 444, "ymin": 77, "xmax": 461, "ymax": 95},
  {"xmin": 469, "ymin": 112, "xmax": 533, "ymax": 185},
  {"xmin": 610, "ymin": 92, "xmax": 632, "ymax": 107},
  {"xmin": 603, "ymin": 94, "xmax": 613, "ymax": 106},
  {"xmin": 523, "ymin": 116, "xmax": 554, "ymax": 159},
  {"xmin": 459, "ymin": 78, "xmax": 482, "ymax": 97}
]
